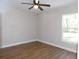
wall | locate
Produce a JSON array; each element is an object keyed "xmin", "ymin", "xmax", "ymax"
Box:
[
  {"xmin": 1, "ymin": 8, "xmax": 37, "ymax": 48},
  {"xmin": 38, "ymin": 4, "xmax": 78, "ymax": 53},
  {"xmin": 0, "ymin": 0, "xmax": 78, "ymax": 53},
  {"xmin": 0, "ymin": 13, "xmax": 2, "ymax": 48}
]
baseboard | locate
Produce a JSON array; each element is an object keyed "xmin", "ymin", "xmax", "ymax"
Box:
[
  {"xmin": 38, "ymin": 40, "xmax": 77, "ymax": 53},
  {"xmin": 1, "ymin": 40, "xmax": 37, "ymax": 48},
  {"xmin": 1, "ymin": 40, "xmax": 77, "ymax": 53}
]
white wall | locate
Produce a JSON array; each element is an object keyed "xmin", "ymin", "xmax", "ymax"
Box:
[
  {"xmin": 0, "ymin": 0, "xmax": 78, "ymax": 53},
  {"xmin": 0, "ymin": 13, "xmax": 2, "ymax": 48},
  {"xmin": 1, "ymin": 8, "xmax": 37, "ymax": 47},
  {"xmin": 38, "ymin": 4, "xmax": 78, "ymax": 52}
]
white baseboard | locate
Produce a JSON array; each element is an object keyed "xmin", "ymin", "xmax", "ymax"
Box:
[
  {"xmin": 38, "ymin": 40, "xmax": 77, "ymax": 53},
  {"xmin": 1, "ymin": 40, "xmax": 37, "ymax": 48},
  {"xmin": 1, "ymin": 39, "xmax": 77, "ymax": 53}
]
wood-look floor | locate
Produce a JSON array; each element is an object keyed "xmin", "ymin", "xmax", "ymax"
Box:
[{"xmin": 0, "ymin": 41, "xmax": 77, "ymax": 59}]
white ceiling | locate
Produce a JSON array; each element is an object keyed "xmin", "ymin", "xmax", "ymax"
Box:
[{"xmin": 0, "ymin": 0, "xmax": 78, "ymax": 12}]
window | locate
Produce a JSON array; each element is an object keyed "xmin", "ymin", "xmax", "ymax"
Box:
[{"xmin": 62, "ymin": 13, "xmax": 78, "ymax": 43}]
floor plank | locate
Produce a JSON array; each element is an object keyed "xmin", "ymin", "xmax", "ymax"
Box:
[{"xmin": 0, "ymin": 41, "xmax": 77, "ymax": 59}]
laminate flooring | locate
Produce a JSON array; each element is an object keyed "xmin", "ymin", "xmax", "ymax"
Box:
[{"xmin": 0, "ymin": 41, "xmax": 77, "ymax": 59}]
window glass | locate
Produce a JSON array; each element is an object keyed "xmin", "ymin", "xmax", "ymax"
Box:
[{"xmin": 62, "ymin": 13, "xmax": 78, "ymax": 43}]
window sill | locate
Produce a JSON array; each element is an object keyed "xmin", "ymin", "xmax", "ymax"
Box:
[{"xmin": 63, "ymin": 37, "xmax": 78, "ymax": 44}]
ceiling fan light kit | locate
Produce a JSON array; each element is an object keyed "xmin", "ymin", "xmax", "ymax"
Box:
[
  {"xmin": 21, "ymin": 0, "xmax": 51, "ymax": 11},
  {"xmin": 34, "ymin": 5, "xmax": 38, "ymax": 9}
]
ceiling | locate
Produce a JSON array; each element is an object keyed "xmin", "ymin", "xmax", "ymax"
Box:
[{"xmin": 0, "ymin": 0, "xmax": 78, "ymax": 12}]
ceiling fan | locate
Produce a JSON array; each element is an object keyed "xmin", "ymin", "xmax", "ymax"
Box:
[{"xmin": 21, "ymin": 0, "xmax": 50, "ymax": 11}]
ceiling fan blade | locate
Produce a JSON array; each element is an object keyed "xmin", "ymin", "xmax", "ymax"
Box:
[
  {"xmin": 38, "ymin": 6, "xmax": 43, "ymax": 11},
  {"xmin": 21, "ymin": 3, "xmax": 33, "ymax": 5},
  {"xmin": 29, "ymin": 6, "xmax": 34, "ymax": 9},
  {"xmin": 39, "ymin": 4, "xmax": 50, "ymax": 7}
]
